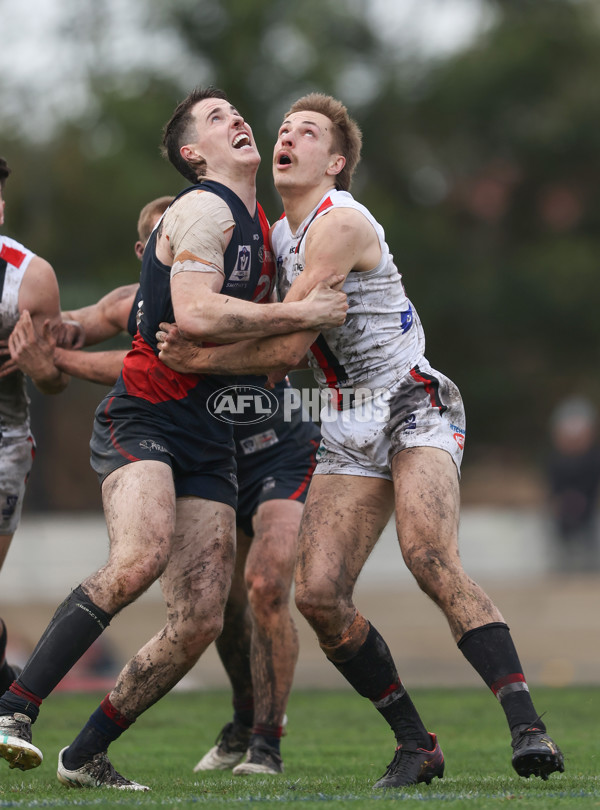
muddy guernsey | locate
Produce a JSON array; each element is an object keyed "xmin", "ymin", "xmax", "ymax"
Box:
[
  {"xmin": 272, "ymin": 189, "xmax": 466, "ymax": 479},
  {"xmin": 90, "ymin": 181, "xmax": 275, "ymax": 509},
  {"xmin": 0, "ymin": 236, "xmax": 36, "ymax": 535}
]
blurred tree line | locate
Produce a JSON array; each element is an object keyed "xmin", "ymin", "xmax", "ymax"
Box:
[{"xmin": 2, "ymin": 0, "xmax": 600, "ymax": 510}]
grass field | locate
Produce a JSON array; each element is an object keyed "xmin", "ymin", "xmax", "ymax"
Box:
[{"xmin": 0, "ymin": 687, "xmax": 597, "ymax": 808}]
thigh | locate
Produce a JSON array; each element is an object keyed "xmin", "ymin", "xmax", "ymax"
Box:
[
  {"xmin": 160, "ymin": 497, "xmax": 236, "ymax": 621},
  {"xmin": 86, "ymin": 460, "xmax": 176, "ymax": 608},
  {"xmin": 296, "ymin": 473, "xmax": 394, "ymax": 599},
  {"xmin": 392, "ymin": 446, "xmax": 461, "ymax": 568}
]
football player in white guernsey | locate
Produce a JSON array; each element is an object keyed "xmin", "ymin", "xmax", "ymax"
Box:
[
  {"xmin": 0, "ymin": 157, "xmax": 68, "ymax": 698},
  {"xmin": 156, "ymin": 93, "xmax": 564, "ymax": 788}
]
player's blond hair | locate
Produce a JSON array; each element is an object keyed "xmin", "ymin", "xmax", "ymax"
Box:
[
  {"xmin": 136, "ymin": 196, "xmax": 174, "ymax": 242},
  {"xmin": 285, "ymin": 94, "xmax": 362, "ymax": 191}
]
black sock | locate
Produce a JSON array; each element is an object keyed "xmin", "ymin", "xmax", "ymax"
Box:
[
  {"xmin": 63, "ymin": 694, "xmax": 133, "ymax": 770},
  {"xmin": 327, "ymin": 623, "xmax": 429, "ymax": 747},
  {"xmin": 0, "ymin": 586, "xmax": 112, "ymax": 716},
  {"xmin": 458, "ymin": 622, "xmax": 544, "ymax": 733},
  {"xmin": 233, "ymin": 697, "xmax": 254, "ymax": 729}
]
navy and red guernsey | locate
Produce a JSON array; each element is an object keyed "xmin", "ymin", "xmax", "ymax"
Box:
[{"xmin": 89, "ymin": 180, "xmax": 275, "ymax": 508}]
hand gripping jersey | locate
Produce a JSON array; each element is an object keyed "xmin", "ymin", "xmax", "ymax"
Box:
[
  {"xmin": 0, "ymin": 236, "xmax": 35, "ymax": 437},
  {"xmin": 273, "ymin": 190, "xmax": 426, "ymax": 406}
]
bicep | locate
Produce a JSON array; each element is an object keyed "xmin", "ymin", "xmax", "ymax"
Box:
[
  {"xmin": 283, "ymin": 210, "xmax": 365, "ymax": 302},
  {"xmin": 19, "ymin": 257, "xmax": 62, "ymax": 326}
]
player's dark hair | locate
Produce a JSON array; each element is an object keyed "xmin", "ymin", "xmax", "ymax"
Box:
[
  {"xmin": 162, "ymin": 87, "xmax": 229, "ymax": 184},
  {"xmin": 0, "ymin": 157, "xmax": 11, "ymax": 190},
  {"xmin": 285, "ymin": 94, "xmax": 362, "ymax": 191}
]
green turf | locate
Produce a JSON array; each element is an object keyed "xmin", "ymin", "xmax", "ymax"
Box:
[{"xmin": 0, "ymin": 687, "xmax": 597, "ymax": 808}]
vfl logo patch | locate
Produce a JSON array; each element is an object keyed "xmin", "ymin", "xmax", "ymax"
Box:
[
  {"xmin": 402, "ymin": 414, "xmax": 417, "ymax": 432},
  {"xmin": 231, "ymin": 245, "xmax": 251, "ymax": 282},
  {"xmin": 400, "ymin": 304, "xmax": 414, "ymax": 334}
]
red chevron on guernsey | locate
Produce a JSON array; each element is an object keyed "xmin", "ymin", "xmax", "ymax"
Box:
[{"xmin": 0, "ymin": 244, "xmax": 26, "ymax": 268}]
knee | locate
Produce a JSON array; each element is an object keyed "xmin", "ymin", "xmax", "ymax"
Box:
[
  {"xmin": 402, "ymin": 541, "xmax": 461, "ymax": 599},
  {"xmin": 97, "ymin": 554, "xmax": 169, "ymax": 609},
  {"xmin": 294, "ymin": 578, "xmax": 340, "ymax": 632},
  {"xmin": 246, "ymin": 570, "xmax": 289, "ymax": 619},
  {"xmin": 173, "ymin": 610, "xmax": 224, "ymax": 658}
]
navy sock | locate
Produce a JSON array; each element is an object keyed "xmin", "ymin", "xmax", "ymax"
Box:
[{"xmin": 63, "ymin": 695, "xmax": 133, "ymax": 770}]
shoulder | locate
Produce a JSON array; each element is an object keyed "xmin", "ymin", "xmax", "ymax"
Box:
[
  {"xmin": 0, "ymin": 235, "xmax": 35, "ymax": 268},
  {"xmin": 164, "ymin": 189, "xmax": 235, "ymax": 233}
]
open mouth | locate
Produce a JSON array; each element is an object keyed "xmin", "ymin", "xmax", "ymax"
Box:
[
  {"xmin": 277, "ymin": 154, "xmax": 292, "ymax": 166},
  {"xmin": 233, "ymin": 133, "xmax": 251, "ymax": 149}
]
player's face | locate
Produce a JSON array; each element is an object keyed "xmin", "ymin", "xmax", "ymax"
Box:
[
  {"xmin": 273, "ymin": 110, "xmax": 342, "ymax": 192},
  {"xmin": 187, "ymin": 99, "xmax": 260, "ymax": 177},
  {"xmin": 0, "ymin": 186, "xmax": 5, "ymax": 227}
]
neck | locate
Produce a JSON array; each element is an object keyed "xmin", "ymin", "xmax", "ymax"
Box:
[
  {"xmin": 280, "ymin": 183, "xmax": 336, "ymax": 233},
  {"xmin": 205, "ymin": 166, "xmax": 258, "ymax": 216}
]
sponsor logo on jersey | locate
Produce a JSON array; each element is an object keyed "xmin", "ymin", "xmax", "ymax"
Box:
[
  {"xmin": 230, "ymin": 245, "xmax": 251, "ymax": 282},
  {"xmin": 239, "ymin": 429, "xmax": 279, "ymax": 455},
  {"xmin": 208, "ymin": 385, "xmax": 279, "ymax": 424},
  {"xmin": 450, "ymin": 423, "xmax": 466, "ymax": 449}
]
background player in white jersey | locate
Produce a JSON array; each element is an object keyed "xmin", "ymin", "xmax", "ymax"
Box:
[
  {"xmin": 156, "ymin": 93, "xmax": 564, "ymax": 788},
  {"xmin": 0, "ymin": 157, "xmax": 69, "ymax": 696},
  {"xmin": 52, "ymin": 196, "xmax": 318, "ymax": 776}
]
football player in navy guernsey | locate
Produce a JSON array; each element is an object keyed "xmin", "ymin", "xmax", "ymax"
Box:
[
  {"xmin": 0, "ymin": 157, "xmax": 69, "ymax": 705},
  {"xmin": 0, "ymin": 89, "xmax": 345, "ymax": 790},
  {"xmin": 50, "ymin": 196, "xmax": 320, "ymax": 777},
  {"xmin": 156, "ymin": 93, "xmax": 564, "ymax": 788}
]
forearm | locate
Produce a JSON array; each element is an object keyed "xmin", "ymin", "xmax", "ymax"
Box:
[
  {"xmin": 164, "ymin": 331, "xmax": 313, "ymax": 376},
  {"xmin": 179, "ymin": 299, "xmax": 316, "ymax": 344},
  {"xmin": 54, "ymin": 347, "xmax": 126, "ymax": 386}
]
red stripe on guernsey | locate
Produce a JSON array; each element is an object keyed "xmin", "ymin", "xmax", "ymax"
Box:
[
  {"xmin": 104, "ymin": 397, "xmax": 139, "ymax": 462},
  {"xmin": 101, "ymin": 694, "xmax": 133, "ymax": 729},
  {"xmin": 121, "ymin": 332, "xmax": 198, "ymax": 404},
  {"xmin": 9, "ymin": 682, "xmax": 42, "ymax": 706},
  {"xmin": 0, "ymin": 244, "xmax": 27, "ymax": 268},
  {"xmin": 288, "ymin": 439, "xmax": 319, "ymax": 501},
  {"xmin": 410, "ymin": 366, "xmax": 448, "ymax": 415},
  {"xmin": 251, "ymin": 203, "xmax": 277, "ymax": 302},
  {"xmin": 310, "ymin": 335, "xmax": 350, "ymax": 410},
  {"xmin": 491, "ymin": 673, "xmax": 526, "ymax": 696}
]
